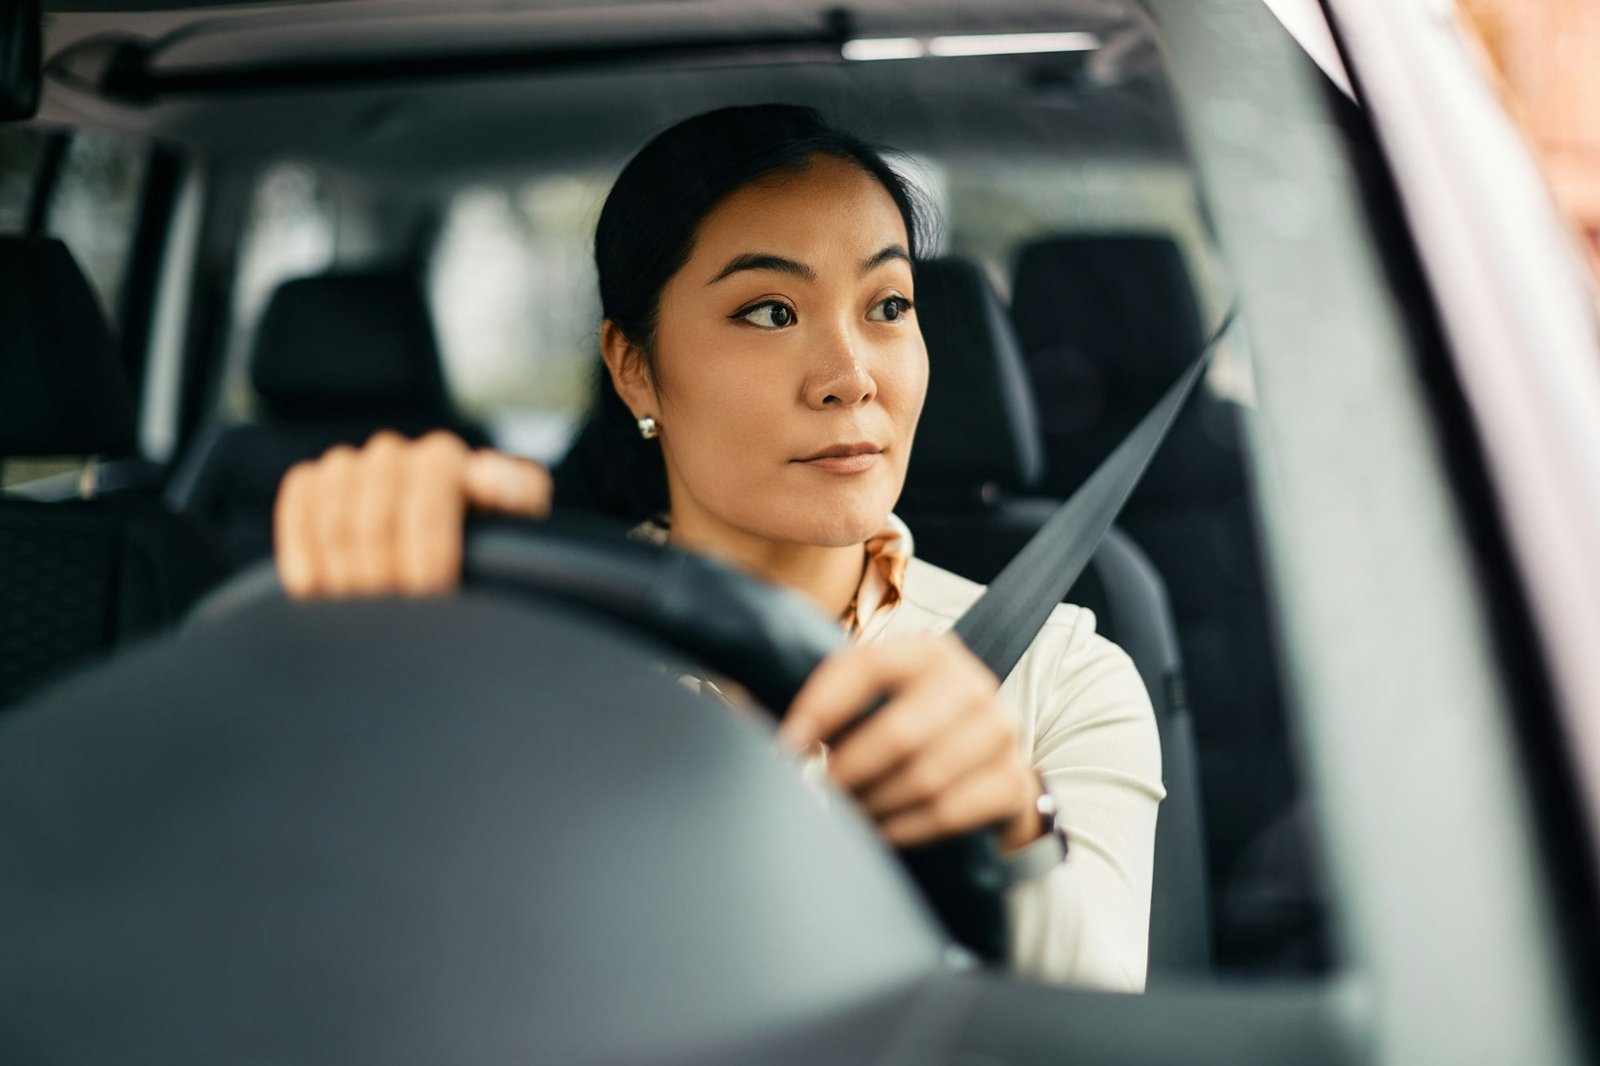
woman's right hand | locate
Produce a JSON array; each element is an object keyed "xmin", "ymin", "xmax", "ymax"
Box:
[{"xmin": 274, "ymin": 430, "xmax": 553, "ymax": 600}]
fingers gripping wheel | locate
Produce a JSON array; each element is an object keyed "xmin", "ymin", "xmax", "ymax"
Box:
[{"xmin": 190, "ymin": 515, "xmax": 1012, "ymax": 964}]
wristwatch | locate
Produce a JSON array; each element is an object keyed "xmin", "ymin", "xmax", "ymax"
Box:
[{"xmin": 997, "ymin": 788, "xmax": 1069, "ymax": 888}]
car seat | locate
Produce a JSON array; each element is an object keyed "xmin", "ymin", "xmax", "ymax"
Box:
[
  {"xmin": 897, "ymin": 255, "xmax": 1212, "ymax": 975},
  {"xmin": 167, "ymin": 270, "xmax": 488, "ymax": 566},
  {"xmin": 1010, "ymin": 233, "xmax": 1326, "ymax": 971},
  {"xmin": 0, "ymin": 235, "xmax": 229, "ymax": 708}
]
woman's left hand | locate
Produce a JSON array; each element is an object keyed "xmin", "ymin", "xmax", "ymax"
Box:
[{"xmin": 779, "ymin": 633, "xmax": 1044, "ymax": 853}]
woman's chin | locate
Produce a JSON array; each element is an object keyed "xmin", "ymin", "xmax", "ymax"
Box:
[
  {"xmin": 702, "ymin": 468, "xmax": 906, "ymax": 549},
  {"xmin": 771, "ymin": 494, "xmax": 896, "ymax": 548}
]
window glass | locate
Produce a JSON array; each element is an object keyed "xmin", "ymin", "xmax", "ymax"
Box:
[
  {"xmin": 937, "ymin": 157, "xmax": 1250, "ymax": 404},
  {"xmin": 45, "ymin": 131, "xmax": 150, "ymax": 326},
  {"xmin": 427, "ymin": 173, "xmax": 612, "ymax": 460},
  {"xmin": 222, "ymin": 162, "xmax": 339, "ymax": 418},
  {"xmin": 0, "ymin": 127, "xmax": 47, "ymax": 232}
]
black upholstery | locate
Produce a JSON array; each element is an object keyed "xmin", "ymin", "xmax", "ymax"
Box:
[
  {"xmin": 899, "ymin": 255, "xmax": 1212, "ymax": 974},
  {"xmin": 0, "ymin": 237, "xmax": 228, "ymax": 708},
  {"xmin": 0, "ymin": 236, "xmax": 136, "ymax": 457},
  {"xmin": 904, "ymin": 256, "xmax": 1040, "ymax": 499},
  {"xmin": 252, "ymin": 271, "xmax": 451, "ymax": 420},
  {"xmin": 1011, "ymin": 233, "xmax": 1323, "ymax": 971},
  {"xmin": 169, "ymin": 269, "xmax": 487, "ymax": 565},
  {"xmin": 1011, "ymin": 235, "xmax": 1245, "ymax": 506},
  {"xmin": 0, "ymin": 498, "xmax": 230, "ymax": 705}
]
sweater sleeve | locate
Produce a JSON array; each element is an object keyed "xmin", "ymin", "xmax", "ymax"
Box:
[{"xmin": 1002, "ymin": 608, "xmax": 1166, "ymax": 991}]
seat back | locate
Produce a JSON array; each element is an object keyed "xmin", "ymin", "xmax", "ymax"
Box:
[
  {"xmin": 899, "ymin": 255, "xmax": 1212, "ymax": 973},
  {"xmin": 168, "ymin": 270, "xmax": 486, "ymax": 564},
  {"xmin": 0, "ymin": 236, "xmax": 228, "ymax": 707},
  {"xmin": 1011, "ymin": 233, "xmax": 1320, "ymax": 970}
]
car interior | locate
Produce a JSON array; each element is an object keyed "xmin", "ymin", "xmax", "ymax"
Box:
[{"xmin": 0, "ymin": 0, "xmax": 1383, "ymax": 1061}]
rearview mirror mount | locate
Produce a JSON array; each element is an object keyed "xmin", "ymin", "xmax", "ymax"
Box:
[{"xmin": 0, "ymin": 0, "xmax": 41, "ymax": 122}]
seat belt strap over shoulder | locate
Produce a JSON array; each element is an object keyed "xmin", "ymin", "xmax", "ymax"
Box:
[{"xmin": 952, "ymin": 307, "xmax": 1239, "ymax": 683}]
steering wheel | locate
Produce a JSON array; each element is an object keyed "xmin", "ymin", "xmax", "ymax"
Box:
[{"xmin": 190, "ymin": 514, "xmax": 1010, "ymax": 963}]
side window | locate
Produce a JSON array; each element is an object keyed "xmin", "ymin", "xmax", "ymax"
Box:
[
  {"xmin": 44, "ymin": 131, "xmax": 150, "ymax": 328},
  {"xmin": 0, "ymin": 127, "xmax": 150, "ymax": 327},
  {"xmin": 1, "ymin": 129, "xmax": 148, "ymax": 487},
  {"xmin": 427, "ymin": 174, "xmax": 613, "ymax": 460},
  {"xmin": 220, "ymin": 162, "xmax": 338, "ymax": 418}
]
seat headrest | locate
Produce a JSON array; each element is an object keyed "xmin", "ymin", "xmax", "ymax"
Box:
[
  {"xmin": 903, "ymin": 257, "xmax": 1042, "ymax": 499},
  {"xmin": 1010, "ymin": 234, "xmax": 1207, "ymax": 406},
  {"xmin": 0, "ymin": 236, "xmax": 136, "ymax": 458},
  {"xmin": 1010, "ymin": 233, "xmax": 1245, "ymax": 504},
  {"xmin": 251, "ymin": 271, "xmax": 450, "ymax": 421}
]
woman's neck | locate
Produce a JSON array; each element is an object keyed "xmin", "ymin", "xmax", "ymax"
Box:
[{"xmin": 665, "ymin": 509, "xmax": 867, "ymax": 622}]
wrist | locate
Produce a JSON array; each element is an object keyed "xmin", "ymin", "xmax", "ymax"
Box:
[
  {"xmin": 999, "ymin": 775, "xmax": 1049, "ymax": 853},
  {"xmin": 996, "ymin": 786, "xmax": 1070, "ymax": 887},
  {"xmin": 1000, "ymin": 806, "xmax": 1043, "ymax": 853}
]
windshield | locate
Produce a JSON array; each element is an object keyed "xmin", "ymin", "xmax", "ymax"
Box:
[{"xmin": 3, "ymin": 0, "xmax": 1330, "ymax": 1027}]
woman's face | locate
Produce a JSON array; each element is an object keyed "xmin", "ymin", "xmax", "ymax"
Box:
[{"xmin": 620, "ymin": 154, "xmax": 928, "ymax": 549}]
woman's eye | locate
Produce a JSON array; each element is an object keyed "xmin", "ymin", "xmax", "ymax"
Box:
[
  {"xmin": 735, "ymin": 301, "xmax": 796, "ymax": 329},
  {"xmin": 867, "ymin": 296, "xmax": 913, "ymax": 322}
]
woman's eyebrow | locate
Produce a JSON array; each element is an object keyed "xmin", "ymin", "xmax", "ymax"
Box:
[
  {"xmin": 861, "ymin": 244, "xmax": 911, "ymax": 273},
  {"xmin": 707, "ymin": 253, "xmax": 817, "ymax": 285}
]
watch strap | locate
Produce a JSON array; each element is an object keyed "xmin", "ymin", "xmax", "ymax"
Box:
[{"xmin": 997, "ymin": 788, "xmax": 1068, "ymax": 888}]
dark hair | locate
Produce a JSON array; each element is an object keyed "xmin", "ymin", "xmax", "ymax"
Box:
[{"xmin": 555, "ymin": 104, "xmax": 927, "ymax": 522}]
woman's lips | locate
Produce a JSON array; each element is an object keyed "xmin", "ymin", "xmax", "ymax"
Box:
[
  {"xmin": 793, "ymin": 442, "xmax": 883, "ymax": 474},
  {"xmin": 797, "ymin": 452, "xmax": 880, "ymax": 474}
]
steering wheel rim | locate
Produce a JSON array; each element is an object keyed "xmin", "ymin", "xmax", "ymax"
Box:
[
  {"xmin": 189, "ymin": 515, "xmax": 849, "ymax": 718},
  {"xmin": 187, "ymin": 514, "xmax": 1012, "ymax": 963}
]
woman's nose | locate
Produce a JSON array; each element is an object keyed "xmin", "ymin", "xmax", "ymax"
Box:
[{"xmin": 803, "ymin": 327, "xmax": 877, "ymax": 410}]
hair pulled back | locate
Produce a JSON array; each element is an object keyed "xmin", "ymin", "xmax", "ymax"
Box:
[{"xmin": 558, "ymin": 104, "xmax": 926, "ymax": 522}]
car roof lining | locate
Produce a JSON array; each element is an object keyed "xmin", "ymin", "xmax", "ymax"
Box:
[{"xmin": 33, "ymin": 0, "xmax": 1184, "ymax": 179}]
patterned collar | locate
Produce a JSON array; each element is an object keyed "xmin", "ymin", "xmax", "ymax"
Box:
[{"xmin": 841, "ymin": 513, "xmax": 912, "ymax": 642}]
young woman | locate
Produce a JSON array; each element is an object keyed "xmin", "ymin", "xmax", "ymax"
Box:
[{"xmin": 273, "ymin": 105, "xmax": 1163, "ymax": 991}]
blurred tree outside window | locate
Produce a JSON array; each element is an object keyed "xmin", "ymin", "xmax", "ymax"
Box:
[
  {"xmin": 45, "ymin": 131, "xmax": 150, "ymax": 328},
  {"xmin": 427, "ymin": 173, "xmax": 611, "ymax": 461}
]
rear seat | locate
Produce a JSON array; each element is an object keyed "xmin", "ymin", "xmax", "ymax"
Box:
[
  {"xmin": 1010, "ymin": 233, "xmax": 1327, "ymax": 971},
  {"xmin": 0, "ymin": 236, "xmax": 228, "ymax": 708},
  {"xmin": 897, "ymin": 256, "xmax": 1212, "ymax": 975},
  {"xmin": 168, "ymin": 270, "xmax": 487, "ymax": 565}
]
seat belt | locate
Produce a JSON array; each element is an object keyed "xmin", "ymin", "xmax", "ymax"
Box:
[
  {"xmin": 951, "ymin": 307, "xmax": 1239, "ymax": 681},
  {"xmin": 897, "ymin": 308, "xmax": 1238, "ymax": 967}
]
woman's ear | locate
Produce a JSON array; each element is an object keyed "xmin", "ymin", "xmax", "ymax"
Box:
[{"xmin": 600, "ymin": 319, "xmax": 657, "ymax": 420}]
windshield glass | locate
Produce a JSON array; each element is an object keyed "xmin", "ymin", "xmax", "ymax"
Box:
[{"xmin": 9, "ymin": 0, "xmax": 1327, "ymax": 998}]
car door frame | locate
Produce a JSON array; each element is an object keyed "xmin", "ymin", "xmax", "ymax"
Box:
[
  {"xmin": 1319, "ymin": 0, "xmax": 1600, "ymax": 859},
  {"xmin": 1140, "ymin": 0, "xmax": 1593, "ymax": 1061}
]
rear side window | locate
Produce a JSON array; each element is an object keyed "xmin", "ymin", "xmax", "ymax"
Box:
[
  {"xmin": 43, "ymin": 131, "xmax": 150, "ymax": 327},
  {"xmin": 427, "ymin": 173, "xmax": 612, "ymax": 460}
]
